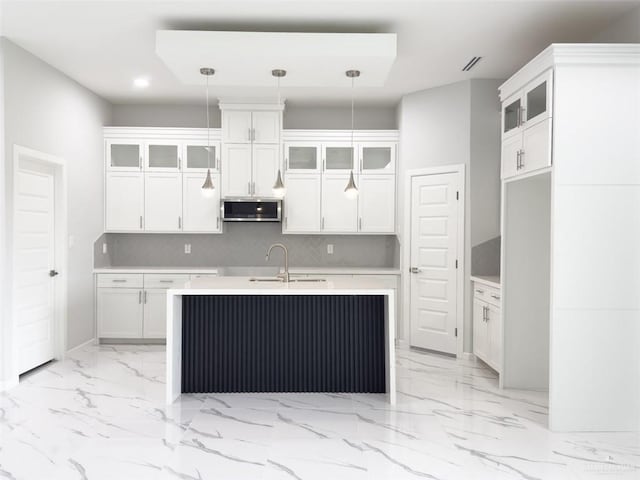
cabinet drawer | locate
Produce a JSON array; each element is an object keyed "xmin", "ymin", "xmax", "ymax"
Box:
[
  {"xmin": 97, "ymin": 274, "xmax": 143, "ymax": 288},
  {"xmin": 473, "ymin": 283, "xmax": 501, "ymax": 306},
  {"xmin": 144, "ymin": 274, "xmax": 190, "ymax": 289}
]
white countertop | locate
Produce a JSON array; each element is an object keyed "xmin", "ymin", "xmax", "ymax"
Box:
[
  {"xmin": 94, "ymin": 266, "xmax": 400, "ymax": 275},
  {"xmin": 470, "ymin": 275, "xmax": 501, "ymax": 289},
  {"xmin": 167, "ymin": 276, "xmax": 395, "ymax": 296}
]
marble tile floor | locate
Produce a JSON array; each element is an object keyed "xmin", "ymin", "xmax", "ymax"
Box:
[{"xmin": 0, "ymin": 344, "xmax": 638, "ymax": 480}]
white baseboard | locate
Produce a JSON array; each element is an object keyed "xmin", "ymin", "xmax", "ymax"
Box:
[{"xmin": 65, "ymin": 338, "xmax": 95, "ymax": 354}]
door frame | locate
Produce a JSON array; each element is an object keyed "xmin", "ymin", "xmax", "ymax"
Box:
[
  {"xmin": 12, "ymin": 145, "xmax": 68, "ymax": 377},
  {"xmin": 402, "ymin": 164, "xmax": 465, "ymax": 358}
]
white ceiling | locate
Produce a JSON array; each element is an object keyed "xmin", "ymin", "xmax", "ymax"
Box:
[{"xmin": 2, "ymin": 0, "xmax": 638, "ymax": 106}]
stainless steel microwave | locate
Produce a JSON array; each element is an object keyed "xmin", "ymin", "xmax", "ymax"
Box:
[{"xmin": 221, "ymin": 198, "xmax": 282, "ymax": 222}]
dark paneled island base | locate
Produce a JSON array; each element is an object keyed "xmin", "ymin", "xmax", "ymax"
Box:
[{"xmin": 181, "ymin": 295, "xmax": 386, "ymax": 393}]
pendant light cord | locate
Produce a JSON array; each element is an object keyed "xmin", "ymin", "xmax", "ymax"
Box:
[
  {"xmin": 351, "ymin": 76, "xmax": 355, "ymax": 150},
  {"xmin": 206, "ymin": 73, "xmax": 211, "ymax": 169}
]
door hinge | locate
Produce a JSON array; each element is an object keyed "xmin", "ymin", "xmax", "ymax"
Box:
[
  {"xmin": 455, "ymin": 327, "xmax": 458, "ymax": 337},
  {"xmin": 456, "ymin": 191, "xmax": 459, "ymax": 200},
  {"xmin": 455, "ymin": 260, "xmax": 458, "ymax": 269}
]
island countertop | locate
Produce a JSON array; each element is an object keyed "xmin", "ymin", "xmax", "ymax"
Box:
[{"xmin": 168, "ymin": 275, "xmax": 396, "ymax": 296}]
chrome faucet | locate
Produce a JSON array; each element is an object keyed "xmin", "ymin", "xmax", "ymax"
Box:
[{"xmin": 266, "ymin": 243, "xmax": 290, "ymax": 282}]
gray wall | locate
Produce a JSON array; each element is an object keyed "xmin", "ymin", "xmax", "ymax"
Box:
[
  {"xmin": 110, "ymin": 103, "xmax": 398, "ymax": 130},
  {"xmin": 397, "ymin": 79, "xmax": 502, "ymax": 351},
  {"xmin": 2, "ymin": 39, "xmax": 111, "ymax": 359},
  {"xmin": 591, "ymin": 5, "xmax": 640, "ymax": 43},
  {"xmin": 95, "ymin": 226, "xmax": 397, "ymax": 269}
]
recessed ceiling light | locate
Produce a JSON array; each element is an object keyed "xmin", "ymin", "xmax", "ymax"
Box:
[{"xmin": 133, "ymin": 77, "xmax": 150, "ymax": 88}]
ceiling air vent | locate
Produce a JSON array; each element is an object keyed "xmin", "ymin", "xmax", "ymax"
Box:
[{"xmin": 462, "ymin": 56, "xmax": 482, "ymax": 72}]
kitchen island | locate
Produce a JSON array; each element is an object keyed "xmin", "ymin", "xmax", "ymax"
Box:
[{"xmin": 166, "ymin": 276, "xmax": 396, "ymax": 404}]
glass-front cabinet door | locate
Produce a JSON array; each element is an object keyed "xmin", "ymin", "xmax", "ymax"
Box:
[
  {"xmin": 523, "ymin": 69, "xmax": 553, "ymax": 128},
  {"xmin": 107, "ymin": 141, "xmax": 142, "ymax": 171},
  {"xmin": 323, "ymin": 143, "xmax": 355, "ymax": 173},
  {"xmin": 502, "ymin": 93, "xmax": 522, "ymax": 138},
  {"xmin": 284, "ymin": 143, "xmax": 321, "ymax": 172},
  {"xmin": 146, "ymin": 142, "xmax": 180, "ymax": 171},
  {"xmin": 183, "ymin": 141, "xmax": 220, "ymax": 172},
  {"xmin": 359, "ymin": 143, "xmax": 396, "ymax": 174}
]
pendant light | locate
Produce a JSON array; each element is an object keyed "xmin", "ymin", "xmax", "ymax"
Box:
[
  {"xmin": 200, "ymin": 67, "xmax": 216, "ymax": 198},
  {"xmin": 344, "ymin": 69, "xmax": 360, "ymax": 199},
  {"xmin": 272, "ymin": 69, "xmax": 286, "ymax": 198}
]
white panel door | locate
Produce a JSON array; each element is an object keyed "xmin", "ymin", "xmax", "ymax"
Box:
[
  {"xmin": 501, "ymin": 134, "xmax": 522, "ymax": 180},
  {"xmin": 105, "ymin": 172, "xmax": 144, "ymax": 231},
  {"xmin": 252, "ymin": 111, "xmax": 280, "ymax": 144},
  {"xmin": 222, "ymin": 110, "xmax": 252, "ymax": 143},
  {"xmin": 409, "ymin": 172, "xmax": 460, "ymax": 354},
  {"xmin": 522, "ymin": 117, "xmax": 552, "ymax": 175},
  {"xmin": 14, "ymin": 164, "xmax": 56, "ymax": 374},
  {"xmin": 222, "ymin": 144, "xmax": 252, "ymax": 196},
  {"xmin": 182, "ymin": 173, "xmax": 221, "ymax": 232},
  {"xmin": 358, "ymin": 175, "xmax": 395, "ymax": 233},
  {"xmin": 252, "ymin": 144, "xmax": 280, "ymax": 196},
  {"xmin": 97, "ymin": 288, "xmax": 143, "ymax": 338},
  {"xmin": 143, "ymin": 289, "xmax": 168, "ymax": 338},
  {"xmin": 283, "ymin": 174, "xmax": 321, "ymax": 232},
  {"xmin": 144, "ymin": 173, "xmax": 182, "ymax": 232},
  {"xmin": 321, "ymin": 175, "xmax": 358, "ymax": 232}
]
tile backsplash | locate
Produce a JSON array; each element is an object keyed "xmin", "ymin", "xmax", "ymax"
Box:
[{"xmin": 95, "ymin": 223, "xmax": 399, "ymax": 269}]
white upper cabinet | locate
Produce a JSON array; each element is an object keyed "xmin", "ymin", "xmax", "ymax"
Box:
[
  {"xmin": 107, "ymin": 141, "xmax": 142, "ymax": 171},
  {"xmin": 359, "ymin": 143, "xmax": 396, "ymax": 174},
  {"xmin": 501, "ymin": 134, "xmax": 522, "ymax": 180},
  {"xmin": 252, "ymin": 111, "xmax": 280, "ymax": 144},
  {"xmin": 182, "ymin": 172, "xmax": 221, "ymax": 233},
  {"xmin": 321, "ymin": 175, "xmax": 358, "ymax": 232},
  {"xmin": 323, "ymin": 143, "xmax": 355, "ymax": 173},
  {"xmin": 252, "ymin": 144, "xmax": 280, "ymax": 197},
  {"xmin": 183, "ymin": 140, "xmax": 220, "ymax": 172},
  {"xmin": 105, "ymin": 172, "xmax": 144, "ymax": 231},
  {"xmin": 145, "ymin": 141, "xmax": 181, "ymax": 171},
  {"xmin": 222, "ymin": 110, "xmax": 253, "ymax": 143},
  {"xmin": 284, "ymin": 142, "xmax": 321, "ymax": 173},
  {"xmin": 283, "ymin": 174, "xmax": 321, "ymax": 233},
  {"xmin": 522, "ymin": 70, "xmax": 553, "ymax": 129},
  {"xmin": 221, "ymin": 143, "xmax": 252, "ymax": 196},
  {"xmin": 521, "ymin": 118, "xmax": 552, "ymax": 174},
  {"xmin": 358, "ymin": 175, "xmax": 395, "ymax": 233},
  {"xmin": 144, "ymin": 173, "xmax": 182, "ymax": 232},
  {"xmin": 502, "ymin": 92, "xmax": 523, "ymax": 140}
]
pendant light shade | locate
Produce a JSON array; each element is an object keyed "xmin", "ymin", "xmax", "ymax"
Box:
[
  {"xmin": 345, "ymin": 69, "xmax": 360, "ymax": 198},
  {"xmin": 272, "ymin": 169, "xmax": 285, "ymax": 197},
  {"xmin": 200, "ymin": 67, "xmax": 216, "ymax": 197},
  {"xmin": 272, "ymin": 69, "xmax": 287, "ymax": 197}
]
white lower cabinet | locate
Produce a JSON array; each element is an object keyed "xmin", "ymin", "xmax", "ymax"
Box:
[
  {"xmin": 472, "ymin": 281, "xmax": 502, "ymax": 373},
  {"xmin": 358, "ymin": 175, "xmax": 395, "ymax": 233},
  {"xmin": 144, "ymin": 173, "xmax": 182, "ymax": 231},
  {"xmin": 97, "ymin": 288, "xmax": 144, "ymax": 338},
  {"xmin": 321, "ymin": 175, "xmax": 358, "ymax": 232},
  {"xmin": 182, "ymin": 173, "xmax": 221, "ymax": 232},
  {"xmin": 96, "ymin": 273, "xmax": 201, "ymax": 341},
  {"xmin": 105, "ymin": 172, "xmax": 144, "ymax": 231},
  {"xmin": 283, "ymin": 174, "xmax": 321, "ymax": 233}
]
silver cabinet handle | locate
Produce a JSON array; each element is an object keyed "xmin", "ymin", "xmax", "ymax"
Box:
[
  {"xmin": 252, "ymin": 128, "xmax": 256, "ymax": 142},
  {"xmin": 216, "ymin": 157, "xmax": 220, "ymax": 170},
  {"xmin": 178, "ymin": 157, "xmax": 181, "ymax": 170},
  {"xmin": 519, "ymin": 150, "xmax": 525, "ymax": 169},
  {"xmin": 248, "ymin": 128, "xmax": 251, "ymax": 141},
  {"xmin": 252, "ymin": 182, "xmax": 256, "ymax": 195},
  {"xmin": 216, "ymin": 217, "xmax": 220, "ymax": 229},
  {"xmin": 516, "ymin": 150, "xmax": 521, "ymax": 170},
  {"xmin": 138, "ymin": 291, "xmax": 142, "ymax": 304},
  {"xmin": 410, "ymin": 267, "xmax": 420, "ymax": 274},
  {"xmin": 159, "ymin": 280, "xmax": 174, "ymax": 283},
  {"xmin": 139, "ymin": 156, "xmax": 143, "ymax": 170},
  {"xmin": 321, "ymin": 217, "xmax": 325, "ymax": 229},
  {"xmin": 491, "ymin": 294, "xmax": 501, "ymax": 300},
  {"xmin": 322, "ymin": 158, "xmax": 326, "ymax": 171},
  {"xmin": 358, "ymin": 217, "xmax": 362, "ymax": 230},
  {"xmin": 178, "ymin": 216, "xmax": 182, "ymax": 229},
  {"xmin": 112, "ymin": 279, "xmax": 127, "ymax": 283},
  {"xmin": 482, "ymin": 306, "xmax": 487, "ymax": 321},
  {"xmin": 520, "ymin": 107, "xmax": 527, "ymax": 126},
  {"xmin": 143, "ymin": 290, "xmax": 147, "ymax": 304},
  {"xmin": 139, "ymin": 216, "xmax": 143, "ymax": 229},
  {"xmin": 285, "ymin": 157, "xmax": 288, "ymax": 170},
  {"xmin": 248, "ymin": 181, "xmax": 251, "ymax": 195},
  {"xmin": 360, "ymin": 157, "xmax": 363, "ymax": 172},
  {"xmin": 475, "ymin": 289, "xmax": 484, "ymax": 294},
  {"xmin": 284, "ymin": 216, "xmax": 288, "ymax": 228}
]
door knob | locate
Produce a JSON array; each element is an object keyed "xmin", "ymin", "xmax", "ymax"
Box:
[
  {"xmin": 410, "ymin": 267, "xmax": 421, "ymax": 274},
  {"xmin": 49, "ymin": 270, "xmax": 59, "ymax": 277}
]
